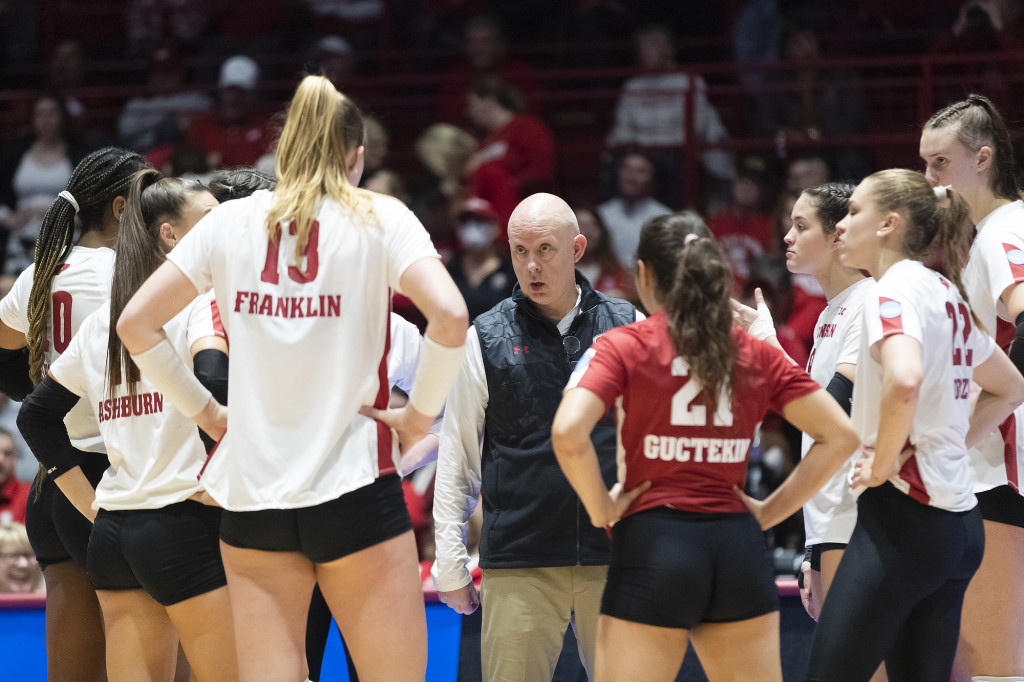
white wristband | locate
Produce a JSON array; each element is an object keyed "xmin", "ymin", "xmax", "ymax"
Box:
[
  {"xmin": 130, "ymin": 337, "xmax": 213, "ymax": 418},
  {"xmin": 408, "ymin": 336, "xmax": 465, "ymax": 417},
  {"xmin": 748, "ymin": 300, "xmax": 777, "ymax": 341}
]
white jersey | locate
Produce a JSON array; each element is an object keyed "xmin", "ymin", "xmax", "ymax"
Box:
[
  {"xmin": 962, "ymin": 199, "xmax": 1024, "ymax": 493},
  {"xmin": 0, "ymin": 246, "xmax": 115, "ymax": 453},
  {"xmin": 167, "ymin": 189, "xmax": 439, "ymax": 511},
  {"xmin": 854, "ymin": 260, "xmax": 995, "ymax": 512},
  {"xmin": 802, "ymin": 278, "xmax": 872, "ymax": 545},
  {"xmin": 49, "ymin": 295, "xmax": 222, "ymax": 510}
]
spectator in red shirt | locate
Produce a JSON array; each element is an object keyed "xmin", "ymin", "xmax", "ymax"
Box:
[
  {"xmin": 465, "ymin": 76, "xmax": 555, "ymax": 231},
  {"xmin": 709, "ymin": 163, "xmax": 775, "ymax": 289},
  {"xmin": 0, "ymin": 427, "xmax": 29, "ymax": 525},
  {"xmin": 438, "ymin": 15, "xmax": 540, "ymax": 127},
  {"xmin": 186, "ymin": 55, "xmax": 271, "ymax": 170}
]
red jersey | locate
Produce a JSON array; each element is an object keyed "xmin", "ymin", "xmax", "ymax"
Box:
[
  {"xmin": 0, "ymin": 477, "xmax": 30, "ymax": 525},
  {"xmin": 568, "ymin": 311, "xmax": 819, "ymax": 515}
]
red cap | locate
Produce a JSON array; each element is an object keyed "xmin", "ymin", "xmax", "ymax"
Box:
[{"xmin": 458, "ymin": 197, "xmax": 499, "ymax": 224}]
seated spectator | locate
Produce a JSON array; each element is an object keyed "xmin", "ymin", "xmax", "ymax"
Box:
[
  {"xmin": 0, "ymin": 92, "xmax": 84, "ymax": 274},
  {"xmin": 361, "ymin": 115, "xmax": 390, "ymax": 180},
  {"xmin": 0, "ymin": 428, "xmax": 29, "ymax": 526},
  {"xmin": 0, "ymin": 522, "xmax": 42, "ymax": 594},
  {"xmin": 124, "ymin": 0, "xmax": 211, "ymax": 57},
  {"xmin": 597, "ymin": 150, "xmax": 671, "ymax": 268},
  {"xmin": 438, "ymin": 15, "xmax": 540, "ymax": 126},
  {"xmin": 303, "ymin": 0, "xmax": 383, "ymax": 52},
  {"xmin": 785, "ymin": 153, "xmax": 829, "ymax": 195},
  {"xmin": 465, "ymin": 76, "xmax": 555, "ymax": 231},
  {"xmin": 310, "ymin": 35, "xmax": 361, "ymax": 98},
  {"xmin": 409, "ymin": 122, "xmax": 478, "ymax": 259},
  {"xmin": 574, "ymin": 206, "xmax": 634, "ymax": 302},
  {"xmin": 364, "ymin": 170, "xmax": 407, "ymax": 202},
  {"xmin": 446, "ymin": 198, "xmax": 515, "ymax": 321},
  {"xmin": 709, "ymin": 161, "xmax": 775, "ymax": 288},
  {"xmin": 606, "ymin": 23, "xmax": 736, "ymax": 208},
  {"xmin": 932, "ymin": 0, "xmax": 1024, "ymax": 113},
  {"xmin": 756, "ymin": 27, "xmax": 869, "ymax": 180},
  {"xmin": 186, "ymin": 55, "xmax": 271, "ymax": 170},
  {"xmin": 118, "ymin": 46, "xmax": 213, "ymax": 155}
]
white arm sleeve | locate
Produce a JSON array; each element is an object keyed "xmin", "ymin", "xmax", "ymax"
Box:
[{"xmin": 431, "ymin": 328, "xmax": 488, "ymax": 592}]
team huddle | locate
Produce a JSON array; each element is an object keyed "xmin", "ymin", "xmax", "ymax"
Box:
[{"xmin": 0, "ymin": 74, "xmax": 1021, "ymax": 682}]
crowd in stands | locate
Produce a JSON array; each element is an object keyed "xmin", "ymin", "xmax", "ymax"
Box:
[{"xmin": 1, "ymin": 0, "xmax": 1023, "ymax": 574}]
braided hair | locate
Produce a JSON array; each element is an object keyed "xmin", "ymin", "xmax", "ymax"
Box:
[
  {"xmin": 207, "ymin": 167, "xmax": 277, "ymax": 203},
  {"xmin": 801, "ymin": 182, "xmax": 857, "ymax": 235},
  {"xmin": 26, "ymin": 148, "xmax": 149, "ymax": 383}
]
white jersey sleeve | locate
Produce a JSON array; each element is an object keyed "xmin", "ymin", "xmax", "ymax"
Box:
[
  {"xmin": 167, "ymin": 207, "xmax": 218, "ymax": 295},
  {"xmin": 380, "ymin": 201, "xmax": 441, "ymax": 295},
  {"xmin": 47, "ymin": 312, "xmax": 95, "ymax": 399},
  {"xmin": 0, "ymin": 265, "xmax": 35, "ymax": 334}
]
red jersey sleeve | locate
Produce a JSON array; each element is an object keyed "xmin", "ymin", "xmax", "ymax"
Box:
[{"xmin": 567, "ymin": 331, "xmax": 629, "ymax": 410}]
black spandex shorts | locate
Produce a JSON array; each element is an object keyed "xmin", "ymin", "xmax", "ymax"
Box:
[
  {"xmin": 806, "ymin": 542, "xmax": 848, "ymax": 572},
  {"xmin": 601, "ymin": 506, "xmax": 778, "ymax": 629},
  {"xmin": 87, "ymin": 500, "xmax": 225, "ymax": 606},
  {"xmin": 976, "ymin": 485, "xmax": 1024, "ymax": 528},
  {"xmin": 25, "ymin": 453, "xmax": 109, "ymax": 570},
  {"xmin": 219, "ymin": 474, "xmax": 412, "ymax": 563}
]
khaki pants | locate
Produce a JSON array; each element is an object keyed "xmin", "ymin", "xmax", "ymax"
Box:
[{"xmin": 480, "ymin": 565, "xmax": 608, "ymax": 682}]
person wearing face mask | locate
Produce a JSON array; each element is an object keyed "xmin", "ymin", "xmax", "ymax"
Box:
[{"xmin": 447, "ymin": 198, "xmax": 516, "ymax": 321}]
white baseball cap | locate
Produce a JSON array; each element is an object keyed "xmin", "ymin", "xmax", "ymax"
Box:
[{"xmin": 219, "ymin": 55, "xmax": 259, "ymax": 91}]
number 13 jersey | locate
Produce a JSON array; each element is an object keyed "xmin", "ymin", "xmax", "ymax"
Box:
[
  {"xmin": 854, "ymin": 259, "xmax": 995, "ymax": 512},
  {"xmin": 167, "ymin": 189, "xmax": 438, "ymax": 511},
  {"xmin": 0, "ymin": 246, "xmax": 115, "ymax": 453},
  {"xmin": 567, "ymin": 311, "xmax": 820, "ymax": 516}
]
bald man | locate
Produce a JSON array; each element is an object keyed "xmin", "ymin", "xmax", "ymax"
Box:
[{"xmin": 433, "ymin": 194, "xmax": 641, "ymax": 680}]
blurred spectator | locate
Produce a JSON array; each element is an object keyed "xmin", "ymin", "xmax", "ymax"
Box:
[
  {"xmin": 709, "ymin": 161, "xmax": 775, "ymax": 288},
  {"xmin": 438, "ymin": 15, "xmax": 541, "ymax": 126},
  {"xmin": 118, "ymin": 46, "xmax": 213, "ymax": 155},
  {"xmin": 574, "ymin": 206, "xmax": 634, "ymax": 302},
  {"xmin": 46, "ymin": 41, "xmax": 86, "ymax": 119},
  {"xmin": 0, "ymin": 522, "xmax": 43, "ymax": 594},
  {"xmin": 0, "ymin": 92, "xmax": 84, "ymax": 274},
  {"xmin": 361, "ymin": 115, "xmax": 389, "ymax": 179},
  {"xmin": 465, "ymin": 76, "xmax": 555, "ymax": 231},
  {"xmin": 186, "ymin": 56, "xmax": 271, "ymax": 170},
  {"xmin": 755, "ymin": 27, "xmax": 869, "ymax": 180},
  {"xmin": 597, "ymin": 150, "xmax": 671, "ymax": 268},
  {"xmin": 785, "ymin": 154, "xmax": 829, "ymax": 195},
  {"xmin": 313, "ymin": 35, "xmax": 357, "ymax": 91},
  {"xmin": 364, "ymin": 170, "xmax": 407, "ymax": 202},
  {"xmin": 303, "ymin": 0, "xmax": 383, "ymax": 52},
  {"xmin": 408, "ymin": 122, "xmax": 477, "ymax": 257},
  {"xmin": 124, "ymin": 0, "xmax": 211, "ymax": 57},
  {"xmin": 932, "ymin": 0, "xmax": 1024, "ymax": 112},
  {"xmin": 733, "ymin": 0, "xmax": 780, "ymax": 90},
  {"xmin": 446, "ymin": 198, "xmax": 515, "ymax": 321},
  {"xmin": 0, "ymin": 392, "xmax": 32, "ymax": 483},
  {"xmin": 0, "ymin": 428, "xmax": 28, "ymax": 526},
  {"xmin": 606, "ymin": 24, "xmax": 736, "ymax": 208}
]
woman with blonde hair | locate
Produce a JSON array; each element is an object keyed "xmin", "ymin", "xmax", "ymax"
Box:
[
  {"xmin": 117, "ymin": 75, "xmax": 468, "ymax": 681},
  {"xmin": 0, "ymin": 522, "xmax": 44, "ymax": 594}
]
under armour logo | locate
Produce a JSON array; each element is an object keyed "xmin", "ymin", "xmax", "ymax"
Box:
[{"xmin": 513, "ymin": 345, "xmax": 529, "ymax": 355}]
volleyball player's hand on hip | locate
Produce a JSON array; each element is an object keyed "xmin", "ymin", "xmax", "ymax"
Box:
[
  {"xmin": 591, "ymin": 481, "xmax": 651, "ymax": 529},
  {"xmin": 438, "ymin": 582, "xmax": 480, "ymax": 615},
  {"xmin": 195, "ymin": 397, "xmax": 227, "ymax": 443},
  {"xmin": 733, "ymin": 487, "xmax": 770, "ymax": 529},
  {"xmin": 799, "ymin": 561, "xmax": 816, "ymax": 621},
  {"xmin": 360, "ymin": 404, "xmax": 434, "ymax": 455}
]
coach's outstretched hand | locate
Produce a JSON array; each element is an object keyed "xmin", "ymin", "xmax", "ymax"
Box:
[
  {"xmin": 438, "ymin": 581, "xmax": 480, "ymax": 615},
  {"xmin": 360, "ymin": 404, "xmax": 434, "ymax": 455}
]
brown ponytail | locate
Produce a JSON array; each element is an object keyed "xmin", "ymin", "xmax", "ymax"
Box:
[
  {"xmin": 635, "ymin": 211, "xmax": 733, "ymax": 405},
  {"xmin": 106, "ymin": 169, "xmax": 206, "ymax": 397}
]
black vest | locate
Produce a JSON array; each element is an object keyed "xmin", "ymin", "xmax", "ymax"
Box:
[{"xmin": 474, "ymin": 273, "xmax": 636, "ymax": 568}]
